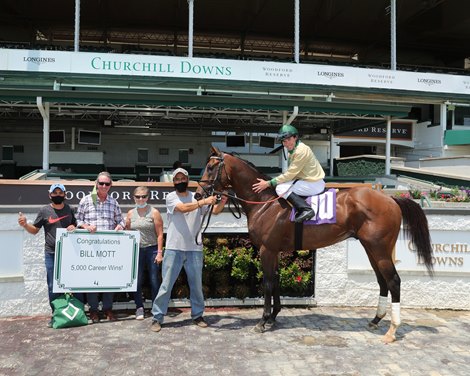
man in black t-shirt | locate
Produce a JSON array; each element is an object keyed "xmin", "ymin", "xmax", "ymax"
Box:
[{"xmin": 18, "ymin": 183, "xmax": 80, "ymax": 327}]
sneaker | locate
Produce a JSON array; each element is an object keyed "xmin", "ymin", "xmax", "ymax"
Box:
[
  {"xmin": 135, "ymin": 307, "xmax": 145, "ymax": 320},
  {"xmin": 104, "ymin": 310, "xmax": 117, "ymax": 321},
  {"xmin": 47, "ymin": 318, "xmax": 53, "ymax": 328},
  {"xmin": 150, "ymin": 321, "xmax": 161, "ymax": 332},
  {"xmin": 89, "ymin": 311, "xmax": 100, "ymax": 324},
  {"xmin": 193, "ymin": 316, "xmax": 208, "ymax": 328}
]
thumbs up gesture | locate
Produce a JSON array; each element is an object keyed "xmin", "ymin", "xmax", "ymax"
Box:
[{"xmin": 18, "ymin": 212, "xmax": 27, "ymax": 228}]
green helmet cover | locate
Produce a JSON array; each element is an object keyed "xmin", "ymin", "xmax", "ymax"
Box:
[{"xmin": 278, "ymin": 124, "xmax": 299, "ymax": 141}]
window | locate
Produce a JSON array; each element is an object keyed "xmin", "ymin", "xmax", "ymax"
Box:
[
  {"xmin": 259, "ymin": 136, "xmax": 275, "ymax": 148},
  {"xmin": 2, "ymin": 145, "xmax": 13, "ymax": 161},
  {"xmin": 226, "ymin": 135, "xmax": 245, "ymax": 147},
  {"xmin": 50, "ymin": 130, "xmax": 65, "ymax": 144},
  {"xmin": 137, "ymin": 148, "xmax": 148, "ymax": 163},
  {"xmin": 178, "ymin": 149, "xmax": 189, "ymax": 164},
  {"xmin": 78, "ymin": 130, "xmax": 101, "ymax": 145}
]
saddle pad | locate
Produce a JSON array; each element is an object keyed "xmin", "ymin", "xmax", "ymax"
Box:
[{"xmin": 290, "ymin": 188, "xmax": 337, "ymax": 225}]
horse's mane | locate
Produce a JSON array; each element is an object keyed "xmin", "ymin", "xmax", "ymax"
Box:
[{"xmin": 224, "ymin": 152, "xmax": 273, "ymax": 181}]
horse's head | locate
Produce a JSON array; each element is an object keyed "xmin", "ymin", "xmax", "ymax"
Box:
[{"xmin": 196, "ymin": 146, "xmax": 230, "ymax": 200}]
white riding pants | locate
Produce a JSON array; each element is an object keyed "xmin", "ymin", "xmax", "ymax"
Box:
[{"xmin": 275, "ymin": 179, "xmax": 326, "ymax": 198}]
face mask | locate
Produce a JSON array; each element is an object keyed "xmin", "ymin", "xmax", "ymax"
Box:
[
  {"xmin": 135, "ymin": 203, "xmax": 147, "ymax": 209},
  {"xmin": 174, "ymin": 182, "xmax": 188, "ymax": 193},
  {"xmin": 50, "ymin": 195, "xmax": 65, "ymax": 204}
]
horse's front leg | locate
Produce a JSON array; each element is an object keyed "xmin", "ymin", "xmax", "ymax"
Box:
[
  {"xmin": 254, "ymin": 250, "xmax": 277, "ymax": 333},
  {"xmin": 254, "ymin": 273, "xmax": 273, "ymax": 333},
  {"xmin": 266, "ymin": 270, "xmax": 281, "ymax": 329}
]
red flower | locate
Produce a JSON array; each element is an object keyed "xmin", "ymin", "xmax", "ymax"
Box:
[{"xmin": 296, "ymin": 276, "xmax": 302, "ymax": 283}]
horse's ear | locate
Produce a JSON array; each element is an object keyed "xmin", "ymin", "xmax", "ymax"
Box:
[{"xmin": 210, "ymin": 145, "xmax": 220, "ymax": 156}]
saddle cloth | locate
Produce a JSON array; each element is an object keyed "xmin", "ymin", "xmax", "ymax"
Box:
[{"xmin": 289, "ymin": 188, "xmax": 337, "ymax": 225}]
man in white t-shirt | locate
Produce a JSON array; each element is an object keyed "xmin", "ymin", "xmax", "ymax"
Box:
[{"xmin": 150, "ymin": 168, "xmax": 227, "ymax": 332}]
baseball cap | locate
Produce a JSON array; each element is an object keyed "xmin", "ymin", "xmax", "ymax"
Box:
[
  {"xmin": 49, "ymin": 183, "xmax": 66, "ymax": 193},
  {"xmin": 172, "ymin": 168, "xmax": 189, "ymax": 180}
]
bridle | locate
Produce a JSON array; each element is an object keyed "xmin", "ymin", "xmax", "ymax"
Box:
[
  {"xmin": 195, "ymin": 155, "xmax": 238, "ymax": 244},
  {"xmin": 199, "ymin": 153, "xmax": 284, "ymax": 205},
  {"xmin": 195, "ymin": 152, "xmax": 284, "ymax": 243}
]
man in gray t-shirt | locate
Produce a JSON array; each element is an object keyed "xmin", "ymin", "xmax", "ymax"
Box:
[{"xmin": 150, "ymin": 168, "xmax": 227, "ymax": 332}]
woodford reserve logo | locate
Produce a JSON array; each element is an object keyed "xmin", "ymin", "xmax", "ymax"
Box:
[
  {"xmin": 90, "ymin": 57, "xmax": 232, "ymax": 76},
  {"xmin": 262, "ymin": 66, "xmax": 292, "ymax": 78},
  {"xmin": 367, "ymin": 73, "xmax": 395, "ymax": 85}
]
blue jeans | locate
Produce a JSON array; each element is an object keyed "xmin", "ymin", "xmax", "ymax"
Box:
[
  {"xmin": 152, "ymin": 250, "xmax": 204, "ymax": 323},
  {"xmin": 87, "ymin": 293, "xmax": 114, "ymax": 312},
  {"xmin": 134, "ymin": 245, "xmax": 160, "ymax": 308},
  {"xmin": 45, "ymin": 252, "xmax": 84, "ymax": 312}
]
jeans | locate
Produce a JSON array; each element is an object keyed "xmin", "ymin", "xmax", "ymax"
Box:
[
  {"xmin": 134, "ymin": 245, "xmax": 160, "ymax": 308},
  {"xmin": 45, "ymin": 252, "xmax": 61, "ymax": 311},
  {"xmin": 87, "ymin": 293, "xmax": 114, "ymax": 312},
  {"xmin": 45, "ymin": 252, "xmax": 84, "ymax": 312},
  {"xmin": 152, "ymin": 250, "xmax": 204, "ymax": 323}
]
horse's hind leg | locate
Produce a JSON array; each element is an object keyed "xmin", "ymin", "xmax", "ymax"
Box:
[
  {"xmin": 382, "ymin": 263, "xmax": 401, "ymax": 343},
  {"xmin": 362, "ymin": 244, "xmax": 401, "ymax": 343},
  {"xmin": 374, "ymin": 259, "xmax": 401, "ymax": 343},
  {"xmin": 365, "ymin": 252, "xmax": 389, "ymax": 328}
]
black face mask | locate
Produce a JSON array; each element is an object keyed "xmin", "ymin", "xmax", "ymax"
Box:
[
  {"xmin": 174, "ymin": 182, "xmax": 188, "ymax": 193},
  {"xmin": 50, "ymin": 195, "xmax": 65, "ymax": 204}
]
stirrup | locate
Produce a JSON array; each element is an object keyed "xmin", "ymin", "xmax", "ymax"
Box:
[{"xmin": 295, "ymin": 209, "xmax": 315, "ymax": 223}]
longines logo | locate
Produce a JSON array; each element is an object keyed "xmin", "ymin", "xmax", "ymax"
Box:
[
  {"xmin": 417, "ymin": 78, "xmax": 441, "ymax": 86},
  {"xmin": 23, "ymin": 56, "xmax": 56, "ymax": 65},
  {"xmin": 317, "ymin": 71, "xmax": 344, "ymax": 79}
]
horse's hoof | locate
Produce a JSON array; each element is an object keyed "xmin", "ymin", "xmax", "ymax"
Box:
[
  {"xmin": 368, "ymin": 321, "xmax": 379, "ymax": 330},
  {"xmin": 253, "ymin": 323, "xmax": 265, "ymax": 333},
  {"xmin": 382, "ymin": 333, "xmax": 396, "ymax": 344},
  {"xmin": 264, "ymin": 319, "xmax": 275, "ymax": 330}
]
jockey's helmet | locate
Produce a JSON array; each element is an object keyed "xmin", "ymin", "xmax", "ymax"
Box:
[{"xmin": 277, "ymin": 124, "xmax": 299, "ymax": 141}]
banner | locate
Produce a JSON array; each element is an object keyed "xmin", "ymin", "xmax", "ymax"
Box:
[
  {"xmin": 1, "ymin": 48, "xmax": 470, "ymax": 96},
  {"xmin": 348, "ymin": 229, "xmax": 470, "ymax": 274},
  {"xmin": 53, "ymin": 229, "xmax": 140, "ymax": 292}
]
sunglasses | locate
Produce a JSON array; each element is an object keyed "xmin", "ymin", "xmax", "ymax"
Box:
[
  {"xmin": 134, "ymin": 195, "xmax": 148, "ymax": 199},
  {"xmin": 98, "ymin": 182, "xmax": 111, "ymax": 186}
]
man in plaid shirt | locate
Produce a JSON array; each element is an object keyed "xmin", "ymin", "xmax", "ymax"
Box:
[{"xmin": 76, "ymin": 171, "xmax": 125, "ymax": 323}]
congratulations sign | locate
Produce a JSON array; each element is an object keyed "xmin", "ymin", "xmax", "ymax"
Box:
[{"xmin": 53, "ymin": 229, "xmax": 140, "ymax": 292}]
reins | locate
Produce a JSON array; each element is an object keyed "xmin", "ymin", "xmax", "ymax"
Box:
[
  {"xmin": 195, "ymin": 152, "xmax": 284, "ymax": 243},
  {"xmin": 212, "ymin": 189, "xmax": 285, "ymax": 205}
]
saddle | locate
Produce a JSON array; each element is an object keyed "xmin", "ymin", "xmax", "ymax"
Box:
[
  {"xmin": 289, "ymin": 188, "xmax": 337, "ymax": 225},
  {"xmin": 291, "ymin": 188, "xmax": 338, "ymax": 251}
]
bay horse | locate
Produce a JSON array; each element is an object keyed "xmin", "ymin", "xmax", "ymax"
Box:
[{"xmin": 197, "ymin": 147, "xmax": 433, "ymax": 343}]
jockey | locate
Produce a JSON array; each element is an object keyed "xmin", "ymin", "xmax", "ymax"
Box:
[{"xmin": 252, "ymin": 124, "xmax": 326, "ymax": 222}]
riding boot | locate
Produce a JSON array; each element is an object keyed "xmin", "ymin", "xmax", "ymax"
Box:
[{"xmin": 287, "ymin": 193, "xmax": 315, "ymax": 223}]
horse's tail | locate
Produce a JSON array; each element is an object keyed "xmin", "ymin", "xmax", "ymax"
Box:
[{"xmin": 392, "ymin": 197, "xmax": 434, "ymax": 276}]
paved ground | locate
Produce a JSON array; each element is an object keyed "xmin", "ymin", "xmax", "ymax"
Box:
[{"xmin": 1, "ymin": 306, "xmax": 469, "ymax": 376}]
